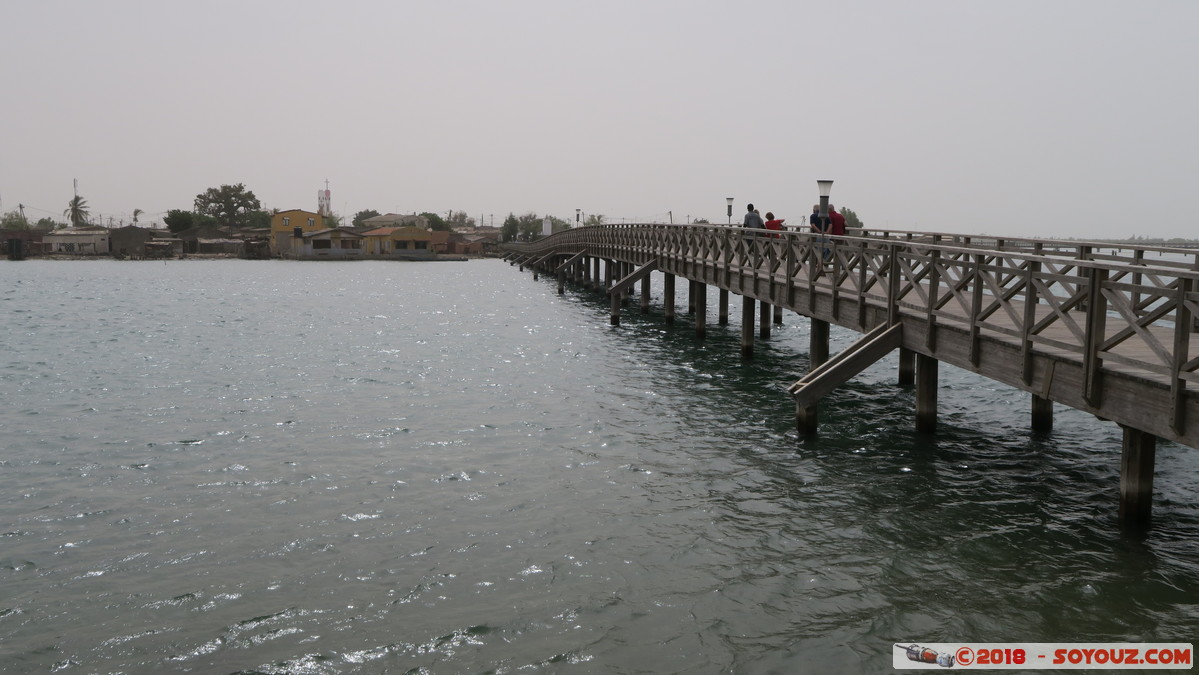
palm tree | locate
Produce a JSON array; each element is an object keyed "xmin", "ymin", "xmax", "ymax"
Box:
[
  {"xmin": 132, "ymin": 208, "xmax": 143, "ymax": 225},
  {"xmin": 64, "ymin": 195, "xmax": 90, "ymax": 227}
]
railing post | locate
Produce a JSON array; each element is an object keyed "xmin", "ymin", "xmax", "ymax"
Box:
[
  {"xmin": 1171, "ymin": 277, "xmax": 1195, "ymax": 434},
  {"xmin": 722, "ymin": 228, "xmax": 732, "ymax": 287},
  {"xmin": 1083, "ymin": 266, "xmax": 1109, "ymax": 406},
  {"xmin": 925, "ymin": 244, "xmax": 941, "ymax": 351},
  {"xmin": 1021, "ymin": 257, "xmax": 1042, "ymax": 385},
  {"xmin": 785, "ymin": 237, "xmax": 796, "ymax": 308},
  {"xmin": 969, "ymin": 253, "xmax": 984, "ymax": 368},
  {"xmin": 887, "ymin": 243, "xmax": 901, "ymax": 327}
]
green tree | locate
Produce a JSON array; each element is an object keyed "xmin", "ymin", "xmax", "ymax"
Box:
[
  {"xmin": 584, "ymin": 214, "xmax": 606, "ymax": 227},
  {"xmin": 1, "ymin": 210, "xmax": 29, "ymax": 230},
  {"xmin": 194, "ymin": 183, "xmax": 262, "ymax": 229},
  {"xmin": 446, "ymin": 210, "xmax": 476, "ymax": 229},
  {"xmin": 839, "ymin": 207, "xmax": 864, "ymax": 230},
  {"xmin": 421, "ymin": 212, "xmax": 449, "ymax": 231},
  {"xmin": 132, "ymin": 208, "xmax": 143, "ymax": 226},
  {"xmin": 163, "ymin": 209, "xmax": 194, "ymax": 233},
  {"xmin": 501, "ymin": 213, "xmax": 519, "ymax": 242},
  {"xmin": 323, "ymin": 213, "xmax": 343, "ymax": 228},
  {"xmin": 352, "ymin": 209, "xmax": 381, "ymax": 227},
  {"xmin": 244, "ymin": 210, "xmax": 271, "ymax": 229},
  {"xmin": 516, "ymin": 212, "xmax": 543, "ymax": 241},
  {"xmin": 64, "ymin": 194, "xmax": 90, "ymax": 227},
  {"xmin": 35, "ymin": 217, "xmax": 59, "ymax": 230}
]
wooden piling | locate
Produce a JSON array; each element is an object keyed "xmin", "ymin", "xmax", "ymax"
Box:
[
  {"xmin": 1119, "ymin": 425, "xmax": 1156, "ymax": 531},
  {"xmin": 741, "ymin": 296, "xmax": 755, "ymax": 358},
  {"xmin": 916, "ymin": 353, "xmax": 938, "ymax": 433},
  {"xmin": 664, "ymin": 273, "xmax": 676, "ymax": 325},
  {"xmin": 719, "ymin": 289, "xmax": 729, "ymax": 325},
  {"xmin": 759, "ymin": 301, "xmax": 771, "ymax": 339},
  {"xmin": 1031, "ymin": 394, "xmax": 1053, "ymax": 432},
  {"xmin": 796, "ymin": 318, "xmax": 830, "ymax": 434},
  {"xmin": 695, "ymin": 281, "xmax": 707, "ymax": 339},
  {"xmin": 640, "ymin": 274, "xmax": 651, "ymax": 314},
  {"xmin": 898, "ymin": 347, "xmax": 915, "ymax": 385}
]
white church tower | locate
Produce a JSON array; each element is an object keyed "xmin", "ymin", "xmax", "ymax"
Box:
[{"xmin": 318, "ymin": 180, "xmax": 332, "ymax": 217}]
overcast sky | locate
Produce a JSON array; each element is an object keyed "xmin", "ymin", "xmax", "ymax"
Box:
[{"xmin": 3, "ymin": 1, "xmax": 1196, "ymax": 239}]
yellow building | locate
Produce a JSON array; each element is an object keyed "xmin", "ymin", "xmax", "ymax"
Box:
[
  {"xmin": 270, "ymin": 209, "xmax": 324, "ymax": 257},
  {"xmin": 361, "ymin": 226, "xmax": 435, "ymax": 259}
]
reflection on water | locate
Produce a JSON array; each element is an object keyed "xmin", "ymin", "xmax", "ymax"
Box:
[{"xmin": 0, "ymin": 259, "xmax": 1196, "ymax": 673}]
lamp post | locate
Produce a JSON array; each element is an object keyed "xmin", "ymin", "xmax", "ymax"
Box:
[
  {"xmin": 726, "ymin": 197, "xmax": 734, "ymax": 225},
  {"xmin": 576, "ymin": 208, "xmax": 580, "ymax": 228},
  {"xmin": 817, "ymin": 179, "xmax": 833, "ymax": 231}
]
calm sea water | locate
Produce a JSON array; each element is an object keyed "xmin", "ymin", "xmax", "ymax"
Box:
[{"xmin": 1, "ymin": 259, "xmax": 1196, "ymax": 674}]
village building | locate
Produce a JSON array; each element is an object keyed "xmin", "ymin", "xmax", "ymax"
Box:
[
  {"xmin": 270, "ymin": 209, "xmax": 324, "ymax": 257},
  {"xmin": 360, "ymin": 226, "xmax": 435, "ymax": 259},
  {"xmin": 109, "ymin": 225, "xmax": 157, "ymax": 258},
  {"xmin": 293, "ymin": 228, "xmax": 365, "ymax": 259},
  {"xmin": 42, "ymin": 227, "xmax": 111, "ymax": 255}
]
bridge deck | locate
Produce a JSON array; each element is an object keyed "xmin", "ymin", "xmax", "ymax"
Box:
[{"xmin": 506, "ymin": 225, "xmax": 1199, "ymax": 451}]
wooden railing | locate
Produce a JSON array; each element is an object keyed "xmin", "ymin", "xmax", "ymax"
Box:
[{"xmin": 506, "ymin": 224, "xmax": 1199, "ymax": 444}]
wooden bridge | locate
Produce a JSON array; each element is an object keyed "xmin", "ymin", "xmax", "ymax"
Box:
[{"xmin": 502, "ymin": 224, "xmax": 1199, "ymax": 530}]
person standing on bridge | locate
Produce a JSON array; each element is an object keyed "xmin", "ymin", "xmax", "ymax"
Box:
[
  {"xmin": 743, "ymin": 203, "xmax": 764, "ymax": 230},
  {"xmin": 828, "ymin": 204, "xmax": 846, "ymax": 237},
  {"xmin": 764, "ymin": 212, "xmax": 785, "ymax": 238},
  {"xmin": 810, "ymin": 203, "xmax": 831, "ymax": 260}
]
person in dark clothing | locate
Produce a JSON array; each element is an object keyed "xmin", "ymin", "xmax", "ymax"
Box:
[
  {"xmin": 743, "ymin": 203, "xmax": 764, "ymax": 229},
  {"xmin": 810, "ymin": 204, "xmax": 832, "ymax": 261},
  {"xmin": 809, "ymin": 204, "xmax": 826, "ymax": 233}
]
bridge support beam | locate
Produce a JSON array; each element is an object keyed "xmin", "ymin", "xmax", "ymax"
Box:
[
  {"xmin": 719, "ymin": 289, "xmax": 729, "ymax": 325},
  {"xmin": 796, "ymin": 319, "xmax": 830, "ymax": 434},
  {"xmin": 1119, "ymin": 425, "xmax": 1156, "ymax": 532},
  {"xmin": 741, "ymin": 296, "xmax": 755, "ymax": 358},
  {"xmin": 898, "ymin": 347, "xmax": 915, "ymax": 386},
  {"xmin": 1031, "ymin": 394, "xmax": 1053, "ymax": 432},
  {"xmin": 774, "ymin": 304, "xmax": 783, "ymax": 325},
  {"xmin": 640, "ymin": 275, "xmax": 651, "ymax": 314},
  {"xmin": 695, "ymin": 282, "xmax": 707, "ymax": 339},
  {"xmin": 688, "ymin": 280, "xmax": 697, "ymax": 315},
  {"xmin": 916, "ymin": 354, "xmax": 938, "ymax": 433},
  {"xmin": 592, "ymin": 257, "xmax": 601, "ymax": 291},
  {"xmin": 664, "ymin": 274, "xmax": 676, "ymax": 325}
]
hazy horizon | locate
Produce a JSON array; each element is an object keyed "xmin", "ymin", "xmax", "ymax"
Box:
[{"xmin": 4, "ymin": 1, "xmax": 1196, "ymax": 239}]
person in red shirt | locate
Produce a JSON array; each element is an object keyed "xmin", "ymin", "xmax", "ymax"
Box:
[
  {"xmin": 828, "ymin": 204, "xmax": 846, "ymax": 236},
  {"xmin": 764, "ymin": 211, "xmax": 785, "ymax": 238}
]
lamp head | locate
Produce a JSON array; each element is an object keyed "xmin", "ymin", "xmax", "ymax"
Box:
[{"xmin": 817, "ymin": 180, "xmax": 834, "ymax": 198}]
